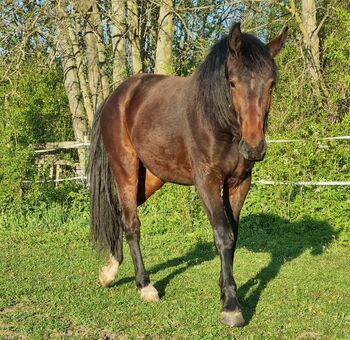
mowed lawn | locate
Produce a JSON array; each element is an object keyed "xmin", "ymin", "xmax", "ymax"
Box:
[{"xmin": 0, "ymin": 186, "xmax": 349, "ymax": 338}]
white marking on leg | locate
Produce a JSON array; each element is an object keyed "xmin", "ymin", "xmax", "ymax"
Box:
[
  {"xmin": 99, "ymin": 255, "xmax": 119, "ymax": 288},
  {"xmin": 139, "ymin": 284, "xmax": 159, "ymax": 302}
]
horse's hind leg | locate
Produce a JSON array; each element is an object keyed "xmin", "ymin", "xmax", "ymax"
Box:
[
  {"xmin": 115, "ymin": 162, "xmax": 159, "ymax": 301},
  {"xmin": 102, "ymin": 132, "xmax": 159, "ymax": 301}
]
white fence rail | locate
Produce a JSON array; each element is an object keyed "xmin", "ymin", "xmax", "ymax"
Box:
[
  {"xmin": 267, "ymin": 135, "xmax": 350, "ymax": 143},
  {"xmin": 255, "ymin": 180, "xmax": 350, "ymax": 186},
  {"xmin": 35, "ymin": 141, "xmax": 90, "ymax": 154},
  {"xmin": 29, "ymin": 135, "xmax": 349, "ymax": 187}
]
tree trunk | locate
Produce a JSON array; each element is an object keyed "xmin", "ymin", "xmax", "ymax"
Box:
[
  {"xmin": 92, "ymin": 2, "xmax": 110, "ymax": 99},
  {"xmin": 154, "ymin": 0, "xmax": 174, "ymax": 75},
  {"xmin": 56, "ymin": 2, "xmax": 88, "ymax": 175},
  {"xmin": 283, "ymin": 0, "xmax": 329, "ymax": 96},
  {"xmin": 128, "ymin": 0, "xmax": 143, "ymax": 74},
  {"xmin": 111, "ymin": 0, "xmax": 127, "ymax": 88},
  {"xmin": 68, "ymin": 13, "xmax": 94, "ymax": 127},
  {"xmin": 78, "ymin": 0, "xmax": 105, "ymax": 111},
  {"xmin": 302, "ymin": 0, "xmax": 320, "ymax": 85}
]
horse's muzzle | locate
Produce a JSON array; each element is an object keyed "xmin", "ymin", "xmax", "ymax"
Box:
[{"xmin": 238, "ymin": 139, "xmax": 267, "ymax": 161}]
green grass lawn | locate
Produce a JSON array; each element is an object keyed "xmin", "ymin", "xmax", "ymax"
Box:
[{"xmin": 0, "ymin": 185, "xmax": 349, "ymax": 338}]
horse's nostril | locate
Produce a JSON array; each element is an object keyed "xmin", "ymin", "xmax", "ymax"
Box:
[{"xmin": 256, "ymin": 139, "xmax": 267, "ymax": 153}]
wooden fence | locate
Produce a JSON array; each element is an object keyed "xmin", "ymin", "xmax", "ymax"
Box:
[{"xmin": 33, "ymin": 137, "xmax": 90, "ymax": 185}]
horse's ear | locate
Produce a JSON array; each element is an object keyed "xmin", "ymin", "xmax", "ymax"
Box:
[
  {"xmin": 228, "ymin": 23, "xmax": 242, "ymax": 57},
  {"xmin": 267, "ymin": 26, "xmax": 288, "ymax": 58}
]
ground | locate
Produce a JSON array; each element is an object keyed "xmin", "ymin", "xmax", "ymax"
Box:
[{"xmin": 0, "ymin": 185, "xmax": 349, "ymax": 338}]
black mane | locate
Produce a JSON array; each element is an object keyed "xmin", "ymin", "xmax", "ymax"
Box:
[{"xmin": 195, "ymin": 33, "xmax": 274, "ymax": 132}]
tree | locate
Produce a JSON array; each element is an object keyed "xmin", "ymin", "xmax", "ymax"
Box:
[
  {"xmin": 302, "ymin": 0, "xmax": 320, "ymax": 84},
  {"xmin": 0, "ymin": 0, "xmax": 348, "ymax": 200},
  {"xmin": 154, "ymin": 0, "xmax": 175, "ymax": 75},
  {"xmin": 111, "ymin": 0, "xmax": 128, "ymax": 88},
  {"xmin": 77, "ymin": 0, "xmax": 110, "ymax": 110},
  {"xmin": 281, "ymin": 0, "xmax": 329, "ymax": 96},
  {"xmin": 56, "ymin": 1, "xmax": 88, "ymax": 173},
  {"xmin": 128, "ymin": 0, "xmax": 143, "ymax": 74}
]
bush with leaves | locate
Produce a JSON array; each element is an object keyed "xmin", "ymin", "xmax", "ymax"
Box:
[{"xmin": 0, "ymin": 62, "xmax": 73, "ymax": 207}]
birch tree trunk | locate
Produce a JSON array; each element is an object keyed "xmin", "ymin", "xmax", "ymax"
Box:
[
  {"xmin": 128, "ymin": 0, "xmax": 143, "ymax": 74},
  {"xmin": 56, "ymin": 2, "xmax": 88, "ymax": 175},
  {"xmin": 154, "ymin": 0, "xmax": 174, "ymax": 75},
  {"xmin": 111, "ymin": 0, "xmax": 127, "ymax": 88}
]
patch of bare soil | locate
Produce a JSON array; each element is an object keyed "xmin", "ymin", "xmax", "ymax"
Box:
[
  {"xmin": 0, "ymin": 303, "xmax": 32, "ymax": 315},
  {"xmin": 297, "ymin": 331, "xmax": 321, "ymax": 339}
]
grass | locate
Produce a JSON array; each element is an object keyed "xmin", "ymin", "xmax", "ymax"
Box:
[{"xmin": 0, "ymin": 184, "xmax": 349, "ymax": 339}]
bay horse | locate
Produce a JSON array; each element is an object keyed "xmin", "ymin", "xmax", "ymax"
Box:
[{"xmin": 90, "ymin": 23, "xmax": 288, "ymax": 327}]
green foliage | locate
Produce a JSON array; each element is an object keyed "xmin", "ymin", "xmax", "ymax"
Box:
[
  {"xmin": 0, "ymin": 62, "xmax": 73, "ymax": 206},
  {"xmin": 254, "ymin": 140, "xmax": 349, "ymax": 184},
  {"xmin": 322, "ymin": 5, "xmax": 350, "ymax": 120},
  {"xmin": 173, "ymin": 0, "xmax": 237, "ymax": 76},
  {"xmin": 139, "ymin": 182, "xmax": 350, "ymax": 246},
  {"xmin": 0, "ymin": 62, "xmax": 71, "ymax": 144},
  {"xmin": 0, "ymin": 145, "xmax": 34, "ymax": 205}
]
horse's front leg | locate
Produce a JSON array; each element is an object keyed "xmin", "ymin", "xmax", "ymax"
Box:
[
  {"xmin": 222, "ymin": 175, "xmax": 252, "ymax": 317},
  {"xmin": 195, "ymin": 173, "xmax": 246, "ymax": 327}
]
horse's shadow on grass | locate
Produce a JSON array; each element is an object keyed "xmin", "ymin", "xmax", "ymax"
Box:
[
  {"xmin": 113, "ymin": 213, "xmax": 336, "ymax": 324},
  {"xmin": 236, "ymin": 213, "xmax": 336, "ymax": 324}
]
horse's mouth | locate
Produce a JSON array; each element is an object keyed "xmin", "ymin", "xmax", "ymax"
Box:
[
  {"xmin": 240, "ymin": 150, "xmax": 266, "ymax": 161},
  {"xmin": 238, "ymin": 139, "xmax": 267, "ymax": 161}
]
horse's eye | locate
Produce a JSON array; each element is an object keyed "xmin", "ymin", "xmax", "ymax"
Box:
[{"xmin": 229, "ymin": 81, "xmax": 235, "ymax": 88}]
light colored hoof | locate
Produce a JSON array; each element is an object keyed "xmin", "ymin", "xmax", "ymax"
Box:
[
  {"xmin": 99, "ymin": 256, "xmax": 119, "ymax": 288},
  {"xmin": 221, "ymin": 311, "xmax": 245, "ymax": 327},
  {"xmin": 139, "ymin": 285, "xmax": 160, "ymax": 302}
]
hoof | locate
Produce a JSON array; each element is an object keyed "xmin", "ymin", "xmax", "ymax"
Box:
[
  {"xmin": 99, "ymin": 257, "xmax": 119, "ymax": 288},
  {"xmin": 139, "ymin": 285, "xmax": 160, "ymax": 302},
  {"xmin": 221, "ymin": 311, "xmax": 245, "ymax": 327}
]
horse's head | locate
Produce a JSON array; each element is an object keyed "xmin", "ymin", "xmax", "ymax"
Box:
[{"xmin": 226, "ymin": 23, "xmax": 288, "ymax": 161}]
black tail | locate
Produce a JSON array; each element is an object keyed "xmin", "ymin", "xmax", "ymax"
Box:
[{"xmin": 89, "ymin": 100, "xmax": 123, "ymax": 262}]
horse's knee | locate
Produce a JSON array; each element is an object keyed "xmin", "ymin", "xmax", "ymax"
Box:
[{"xmin": 214, "ymin": 227, "xmax": 235, "ymax": 250}]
